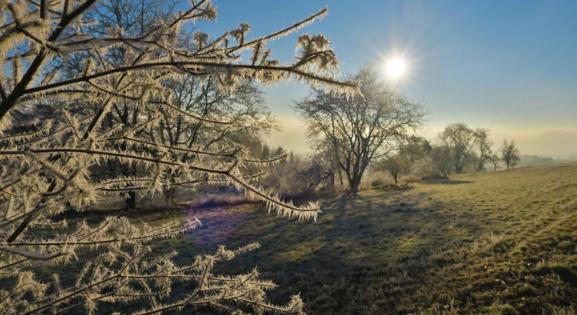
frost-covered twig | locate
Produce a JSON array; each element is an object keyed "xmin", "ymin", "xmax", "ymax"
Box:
[{"xmin": 0, "ymin": 0, "xmax": 353, "ymax": 313}]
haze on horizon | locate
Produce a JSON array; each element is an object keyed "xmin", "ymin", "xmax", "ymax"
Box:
[{"xmin": 204, "ymin": 0, "xmax": 577, "ymax": 159}]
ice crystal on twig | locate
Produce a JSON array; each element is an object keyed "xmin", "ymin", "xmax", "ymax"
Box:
[{"xmin": 0, "ymin": 0, "xmax": 352, "ymax": 313}]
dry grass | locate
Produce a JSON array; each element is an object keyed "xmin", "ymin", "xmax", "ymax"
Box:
[{"xmin": 143, "ymin": 163, "xmax": 577, "ymax": 314}]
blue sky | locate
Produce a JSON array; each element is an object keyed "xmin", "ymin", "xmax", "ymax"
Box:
[{"xmin": 201, "ymin": 0, "xmax": 577, "ymax": 158}]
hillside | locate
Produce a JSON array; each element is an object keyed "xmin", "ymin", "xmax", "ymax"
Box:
[
  {"xmin": 155, "ymin": 164, "xmax": 577, "ymax": 314},
  {"xmin": 519, "ymin": 154, "xmax": 556, "ymax": 167}
]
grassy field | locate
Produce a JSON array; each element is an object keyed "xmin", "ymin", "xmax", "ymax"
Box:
[{"xmin": 145, "ymin": 163, "xmax": 577, "ymax": 314}]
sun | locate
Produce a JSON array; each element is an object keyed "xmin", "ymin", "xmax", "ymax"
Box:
[{"xmin": 384, "ymin": 57, "xmax": 408, "ymax": 80}]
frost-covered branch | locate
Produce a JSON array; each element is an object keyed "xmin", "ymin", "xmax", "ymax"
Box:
[{"xmin": 0, "ymin": 0, "xmax": 352, "ymax": 313}]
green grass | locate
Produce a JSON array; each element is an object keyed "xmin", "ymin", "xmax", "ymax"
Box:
[{"xmin": 153, "ymin": 164, "xmax": 577, "ymax": 314}]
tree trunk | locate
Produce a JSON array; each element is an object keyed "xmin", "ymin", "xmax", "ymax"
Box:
[
  {"xmin": 455, "ymin": 163, "xmax": 464, "ymax": 173},
  {"xmin": 348, "ymin": 176, "xmax": 361, "ymax": 194},
  {"xmin": 327, "ymin": 171, "xmax": 336, "ymax": 193},
  {"xmin": 125, "ymin": 191, "xmax": 136, "ymax": 209}
]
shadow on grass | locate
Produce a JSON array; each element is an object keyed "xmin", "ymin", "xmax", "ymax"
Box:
[{"xmin": 180, "ymin": 190, "xmax": 482, "ymax": 314}]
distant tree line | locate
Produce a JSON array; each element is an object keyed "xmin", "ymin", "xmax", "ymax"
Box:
[
  {"xmin": 272, "ymin": 69, "xmax": 523, "ymax": 195},
  {"xmin": 253, "ymin": 121, "xmax": 523, "ymax": 198},
  {"xmin": 377, "ymin": 125, "xmax": 521, "ymax": 184}
]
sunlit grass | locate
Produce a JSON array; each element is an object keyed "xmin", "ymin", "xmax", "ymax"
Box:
[{"xmin": 137, "ymin": 163, "xmax": 577, "ymax": 314}]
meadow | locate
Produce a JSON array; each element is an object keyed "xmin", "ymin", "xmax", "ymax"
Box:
[{"xmin": 119, "ymin": 163, "xmax": 577, "ymax": 314}]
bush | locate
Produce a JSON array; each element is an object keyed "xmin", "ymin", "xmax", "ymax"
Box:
[
  {"xmin": 261, "ymin": 153, "xmax": 337, "ymax": 199},
  {"xmin": 401, "ymin": 175, "xmax": 421, "ymax": 184},
  {"xmin": 370, "ymin": 178, "xmax": 386, "ymax": 188}
]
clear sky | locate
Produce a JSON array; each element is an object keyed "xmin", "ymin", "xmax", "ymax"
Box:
[{"xmin": 201, "ymin": 0, "xmax": 577, "ymax": 159}]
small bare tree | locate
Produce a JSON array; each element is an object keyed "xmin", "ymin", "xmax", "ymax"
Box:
[
  {"xmin": 296, "ymin": 69, "xmax": 423, "ymax": 193},
  {"xmin": 473, "ymin": 128, "xmax": 492, "ymax": 171},
  {"xmin": 0, "ymin": 0, "xmax": 354, "ymax": 313},
  {"xmin": 489, "ymin": 153, "xmax": 500, "ymax": 171},
  {"xmin": 377, "ymin": 154, "xmax": 410, "ymax": 185},
  {"xmin": 440, "ymin": 123, "xmax": 476, "ymax": 173},
  {"xmin": 501, "ymin": 140, "xmax": 521, "ymax": 169}
]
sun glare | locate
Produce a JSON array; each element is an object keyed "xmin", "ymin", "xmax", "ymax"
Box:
[{"xmin": 384, "ymin": 57, "xmax": 408, "ymax": 80}]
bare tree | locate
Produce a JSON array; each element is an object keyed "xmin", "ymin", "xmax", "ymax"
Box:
[
  {"xmin": 0, "ymin": 0, "xmax": 353, "ymax": 313},
  {"xmin": 430, "ymin": 144, "xmax": 453, "ymax": 179},
  {"xmin": 71, "ymin": 0, "xmax": 276, "ymax": 209},
  {"xmin": 296, "ymin": 69, "xmax": 423, "ymax": 193},
  {"xmin": 501, "ymin": 140, "xmax": 521, "ymax": 169},
  {"xmin": 399, "ymin": 135, "xmax": 432, "ymax": 164},
  {"xmin": 440, "ymin": 123, "xmax": 476, "ymax": 173},
  {"xmin": 473, "ymin": 128, "xmax": 492, "ymax": 171},
  {"xmin": 311, "ymin": 141, "xmax": 342, "ymax": 192},
  {"xmin": 490, "ymin": 153, "xmax": 500, "ymax": 171},
  {"xmin": 377, "ymin": 136, "xmax": 432, "ymax": 184},
  {"xmin": 377, "ymin": 154, "xmax": 410, "ymax": 185}
]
